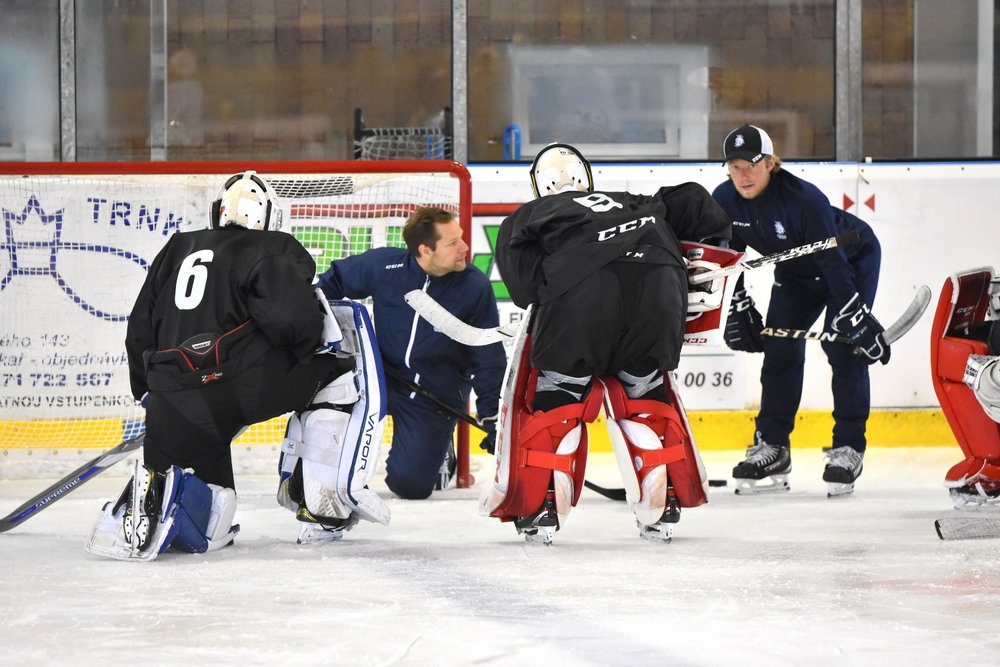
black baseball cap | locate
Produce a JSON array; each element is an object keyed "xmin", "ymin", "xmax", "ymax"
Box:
[{"xmin": 722, "ymin": 124, "xmax": 774, "ymax": 164}]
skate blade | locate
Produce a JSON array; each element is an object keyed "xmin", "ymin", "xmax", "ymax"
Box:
[
  {"xmin": 734, "ymin": 474, "xmax": 790, "ymax": 496},
  {"xmin": 826, "ymin": 482, "xmax": 855, "ymax": 498},
  {"xmin": 296, "ymin": 523, "xmax": 346, "ymax": 545},
  {"xmin": 638, "ymin": 521, "xmax": 673, "ymax": 543},
  {"xmin": 948, "ymin": 486, "xmax": 1000, "ymax": 511},
  {"xmin": 523, "ymin": 526, "xmax": 554, "ymax": 546}
]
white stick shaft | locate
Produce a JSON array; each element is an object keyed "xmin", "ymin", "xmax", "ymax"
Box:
[{"xmin": 404, "ymin": 290, "xmax": 515, "ymax": 346}]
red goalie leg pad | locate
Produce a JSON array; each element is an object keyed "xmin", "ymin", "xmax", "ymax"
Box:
[
  {"xmin": 490, "ymin": 386, "xmax": 603, "ymax": 520},
  {"xmin": 491, "ymin": 401, "xmax": 597, "ymax": 519},
  {"xmin": 930, "ymin": 271, "xmax": 1000, "ymax": 462},
  {"xmin": 603, "ymin": 377, "xmax": 708, "ymax": 508}
]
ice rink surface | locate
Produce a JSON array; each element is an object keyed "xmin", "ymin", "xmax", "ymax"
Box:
[{"xmin": 2, "ymin": 446, "xmax": 998, "ymax": 667}]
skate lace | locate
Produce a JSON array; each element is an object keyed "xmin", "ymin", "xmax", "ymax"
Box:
[
  {"xmin": 825, "ymin": 446, "xmax": 862, "ymax": 471},
  {"xmin": 744, "ymin": 441, "xmax": 782, "ymax": 465}
]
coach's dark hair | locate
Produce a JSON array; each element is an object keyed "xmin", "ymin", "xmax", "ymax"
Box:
[{"xmin": 403, "ymin": 207, "xmax": 455, "ymax": 255}]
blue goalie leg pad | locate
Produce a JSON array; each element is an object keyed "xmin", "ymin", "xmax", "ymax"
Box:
[{"xmin": 158, "ymin": 467, "xmax": 239, "ymax": 554}]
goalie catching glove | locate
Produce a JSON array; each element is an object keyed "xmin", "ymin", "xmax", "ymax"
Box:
[
  {"xmin": 723, "ymin": 277, "xmax": 764, "ymax": 353},
  {"xmin": 831, "ymin": 292, "xmax": 891, "ymax": 365},
  {"xmin": 685, "ymin": 255, "xmax": 724, "ymax": 319}
]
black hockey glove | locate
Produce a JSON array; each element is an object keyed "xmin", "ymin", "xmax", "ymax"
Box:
[
  {"xmin": 479, "ymin": 415, "xmax": 497, "ymax": 454},
  {"xmin": 724, "ymin": 288, "xmax": 765, "ymax": 353},
  {"xmin": 831, "ymin": 293, "xmax": 891, "ymax": 365}
]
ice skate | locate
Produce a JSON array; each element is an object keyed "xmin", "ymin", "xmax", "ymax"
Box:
[
  {"xmin": 732, "ymin": 434, "xmax": 791, "ymax": 495},
  {"xmin": 434, "ymin": 443, "xmax": 457, "ymax": 491},
  {"xmin": 944, "ymin": 458, "xmax": 1000, "ymax": 510},
  {"xmin": 295, "ymin": 507, "xmax": 358, "ymax": 544},
  {"xmin": 514, "ymin": 488, "xmax": 558, "ymax": 545},
  {"xmin": 639, "ymin": 489, "xmax": 681, "ymax": 542},
  {"xmin": 948, "ymin": 480, "xmax": 1000, "ymax": 510},
  {"xmin": 823, "ymin": 446, "xmax": 864, "ymax": 498}
]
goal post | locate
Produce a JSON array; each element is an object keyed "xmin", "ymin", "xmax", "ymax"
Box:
[{"xmin": 0, "ymin": 160, "xmax": 474, "ymax": 486}]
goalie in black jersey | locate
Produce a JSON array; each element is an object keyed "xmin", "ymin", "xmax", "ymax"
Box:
[
  {"xmin": 482, "ymin": 143, "xmax": 733, "ymax": 544},
  {"xmin": 86, "ymin": 171, "xmax": 388, "ymax": 560}
]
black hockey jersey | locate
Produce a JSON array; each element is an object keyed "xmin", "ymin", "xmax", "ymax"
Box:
[
  {"xmin": 496, "ymin": 183, "xmax": 732, "ymax": 308},
  {"xmin": 125, "ymin": 227, "xmax": 323, "ymax": 399}
]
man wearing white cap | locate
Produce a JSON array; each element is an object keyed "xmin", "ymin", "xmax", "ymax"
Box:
[{"xmin": 712, "ymin": 125, "xmax": 888, "ymax": 498}]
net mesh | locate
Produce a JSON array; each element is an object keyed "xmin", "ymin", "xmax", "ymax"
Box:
[
  {"xmin": 0, "ymin": 164, "xmax": 466, "ymax": 477},
  {"xmin": 355, "ymin": 128, "xmax": 452, "ymax": 161}
]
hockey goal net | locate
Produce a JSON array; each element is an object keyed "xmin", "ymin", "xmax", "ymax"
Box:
[{"xmin": 0, "ymin": 160, "xmax": 473, "ymax": 483}]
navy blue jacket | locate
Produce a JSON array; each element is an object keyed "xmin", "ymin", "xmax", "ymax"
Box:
[
  {"xmin": 712, "ymin": 169, "xmax": 878, "ymax": 309},
  {"xmin": 316, "ymin": 247, "xmax": 505, "ymax": 419}
]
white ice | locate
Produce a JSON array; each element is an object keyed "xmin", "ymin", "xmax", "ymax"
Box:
[{"xmin": 2, "ymin": 447, "xmax": 998, "ymax": 667}]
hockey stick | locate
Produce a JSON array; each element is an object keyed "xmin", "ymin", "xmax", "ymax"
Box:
[
  {"xmin": 934, "ymin": 516, "xmax": 1000, "ymax": 540},
  {"xmin": 384, "ymin": 365, "xmax": 489, "ymax": 431},
  {"xmin": 688, "ymin": 230, "xmax": 860, "ymax": 285},
  {"xmin": 383, "ymin": 365, "xmax": 625, "ymax": 501},
  {"xmin": 0, "ymin": 433, "xmax": 143, "ymax": 534},
  {"xmin": 404, "ymin": 290, "xmax": 517, "ymax": 346},
  {"xmin": 405, "ymin": 233, "xmax": 862, "ymax": 347},
  {"xmin": 760, "ymin": 284, "xmax": 933, "ymax": 346}
]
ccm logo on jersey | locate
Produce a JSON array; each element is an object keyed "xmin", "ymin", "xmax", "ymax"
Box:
[{"xmin": 596, "ymin": 215, "xmax": 655, "ymax": 241}]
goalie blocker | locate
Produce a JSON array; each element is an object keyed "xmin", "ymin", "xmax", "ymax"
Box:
[{"xmin": 479, "ymin": 243, "xmax": 738, "ymax": 543}]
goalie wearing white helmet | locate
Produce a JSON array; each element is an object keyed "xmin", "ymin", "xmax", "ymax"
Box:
[
  {"xmin": 87, "ymin": 171, "xmax": 389, "ymax": 560},
  {"xmin": 483, "ymin": 143, "xmax": 732, "ymax": 544}
]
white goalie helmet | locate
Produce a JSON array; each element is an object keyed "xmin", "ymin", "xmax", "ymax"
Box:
[
  {"xmin": 210, "ymin": 170, "xmax": 284, "ymax": 231},
  {"xmin": 529, "ymin": 143, "xmax": 594, "ymax": 198}
]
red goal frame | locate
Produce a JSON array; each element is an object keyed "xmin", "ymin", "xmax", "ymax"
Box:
[{"xmin": 0, "ymin": 160, "xmax": 476, "ymax": 488}]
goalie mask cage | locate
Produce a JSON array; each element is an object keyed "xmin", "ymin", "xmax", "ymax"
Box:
[{"xmin": 0, "ymin": 160, "xmax": 474, "ymax": 486}]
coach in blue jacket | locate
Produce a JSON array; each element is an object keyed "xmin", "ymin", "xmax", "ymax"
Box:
[
  {"xmin": 712, "ymin": 125, "xmax": 888, "ymax": 498},
  {"xmin": 317, "ymin": 207, "xmax": 506, "ymax": 499}
]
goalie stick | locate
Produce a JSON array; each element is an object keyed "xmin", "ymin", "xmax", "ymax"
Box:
[
  {"xmin": 761, "ymin": 284, "xmax": 933, "ymax": 347},
  {"xmin": 688, "ymin": 230, "xmax": 860, "ymax": 285},
  {"xmin": 934, "ymin": 515, "xmax": 1000, "ymax": 541},
  {"xmin": 405, "ymin": 232, "xmax": 861, "ymax": 347},
  {"xmin": 383, "ymin": 364, "xmax": 626, "ymax": 501},
  {"xmin": 0, "ymin": 433, "xmax": 143, "ymax": 534}
]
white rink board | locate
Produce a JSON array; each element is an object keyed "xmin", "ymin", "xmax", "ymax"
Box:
[{"xmin": 469, "ymin": 162, "xmax": 1000, "ymax": 411}]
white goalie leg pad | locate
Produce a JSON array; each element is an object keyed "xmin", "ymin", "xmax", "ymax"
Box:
[
  {"xmin": 965, "ymin": 354, "xmax": 1000, "ymax": 423},
  {"xmin": 278, "ymin": 300, "xmax": 390, "ymax": 527},
  {"xmin": 280, "ymin": 372, "xmax": 369, "ymax": 521}
]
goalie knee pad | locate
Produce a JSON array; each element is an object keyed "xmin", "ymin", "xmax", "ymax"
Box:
[{"xmin": 85, "ymin": 463, "xmax": 238, "ymax": 561}]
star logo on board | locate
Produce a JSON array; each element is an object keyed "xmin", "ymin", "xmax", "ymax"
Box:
[{"xmin": 0, "ymin": 195, "xmax": 148, "ymax": 321}]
